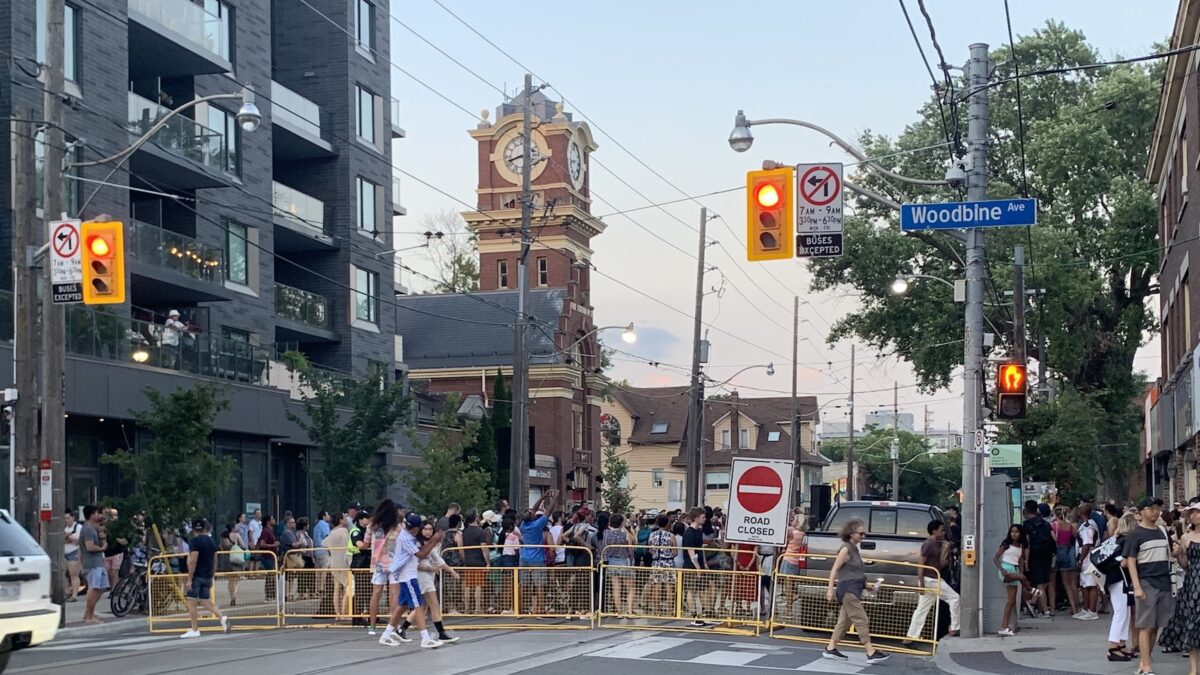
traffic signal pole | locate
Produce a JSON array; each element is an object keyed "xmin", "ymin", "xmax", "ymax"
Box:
[{"xmin": 959, "ymin": 42, "xmax": 991, "ymax": 639}]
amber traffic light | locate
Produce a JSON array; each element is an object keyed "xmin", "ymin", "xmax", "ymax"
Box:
[
  {"xmin": 996, "ymin": 363, "xmax": 1027, "ymax": 420},
  {"xmin": 81, "ymin": 221, "xmax": 125, "ymax": 305},
  {"xmin": 746, "ymin": 167, "xmax": 794, "ymax": 261}
]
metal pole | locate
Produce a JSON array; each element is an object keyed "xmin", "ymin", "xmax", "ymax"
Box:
[
  {"xmin": 684, "ymin": 209, "xmax": 708, "ymax": 509},
  {"xmin": 508, "ymin": 74, "xmax": 533, "ymax": 508},
  {"xmin": 892, "ymin": 381, "xmax": 900, "ymax": 500},
  {"xmin": 791, "ymin": 295, "xmax": 800, "ymax": 504},
  {"xmin": 847, "ymin": 344, "xmax": 856, "ymax": 500},
  {"xmin": 42, "ymin": 0, "xmax": 67, "ymax": 608},
  {"xmin": 11, "ymin": 113, "xmax": 37, "ymax": 534},
  {"xmin": 959, "ymin": 41, "xmax": 991, "ymax": 639}
]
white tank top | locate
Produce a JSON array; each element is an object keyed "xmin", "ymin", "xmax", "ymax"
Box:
[{"xmin": 1001, "ymin": 543, "xmax": 1022, "ymax": 566}]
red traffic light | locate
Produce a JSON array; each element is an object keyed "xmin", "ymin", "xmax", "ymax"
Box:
[
  {"xmin": 755, "ymin": 183, "xmax": 781, "ymax": 208},
  {"xmin": 88, "ymin": 235, "xmax": 110, "ymax": 257}
]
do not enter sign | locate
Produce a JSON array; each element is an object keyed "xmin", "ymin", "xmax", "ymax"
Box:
[{"xmin": 726, "ymin": 458, "xmax": 794, "ymax": 546}]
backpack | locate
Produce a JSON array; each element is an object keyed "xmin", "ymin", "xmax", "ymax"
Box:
[
  {"xmin": 1025, "ymin": 517, "xmax": 1055, "ymax": 557},
  {"xmin": 441, "ymin": 532, "xmax": 463, "ymax": 567}
]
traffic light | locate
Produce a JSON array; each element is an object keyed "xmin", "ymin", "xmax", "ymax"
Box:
[
  {"xmin": 81, "ymin": 221, "xmax": 125, "ymax": 305},
  {"xmin": 996, "ymin": 362, "xmax": 1027, "ymax": 419},
  {"xmin": 746, "ymin": 167, "xmax": 794, "ymax": 261}
]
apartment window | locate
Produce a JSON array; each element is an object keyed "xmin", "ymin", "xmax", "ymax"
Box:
[
  {"xmin": 36, "ymin": 1, "xmax": 80, "ymax": 83},
  {"xmin": 705, "ymin": 471, "xmax": 730, "ymax": 491},
  {"xmin": 767, "ymin": 430, "xmax": 781, "ymax": 442},
  {"xmin": 225, "ymin": 222, "xmax": 248, "ymax": 285},
  {"xmin": 497, "ymin": 260, "xmax": 509, "ymax": 288},
  {"xmin": 650, "ymin": 421, "xmax": 668, "ymax": 434},
  {"xmin": 356, "ymin": 176, "xmax": 378, "ymax": 232},
  {"xmin": 203, "ymin": 0, "xmax": 232, "ymax": 62},
  {"xmin": 720, "ymin": 429, "xmax": 730, "ymax": 450},
  {"xmin": 357, "ymin": 85, "xmax": 378, "ymax": 145},
  {"xmin": 205, "ymin": 106, "xmax": 239, "ymax": 175},
  {"xmin": 1183, "ymin": 126, "xmax": 1190, "ymax": 198},
  {"xmin": 537, "ymin": 257, "xmax": 548, "ymax": 286},
  {"xmin": 353, "ymin": 266, "xmax": 379, "ymax": 324},
  {"xmin": 221, "ymin": 326, "xmax": 250, "ymax": 344},
  {"xmin": 739, "ymin": 428, "xmax": 750, "ymax": 448},
  {"xmin": 355, "ymin": 0, "xmax": 374, "ymax": 51},
  {"xmin": 573, "ymin": 411, "xmax": 583, "ymax": 449},
  {"xmin": 652, "ymin": 469, "xmax": 664, "ymax": 488}
]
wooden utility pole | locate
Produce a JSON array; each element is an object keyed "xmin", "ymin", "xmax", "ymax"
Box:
[
  {"xmin": 508, "ymin": 74, "xmax": 534, "ymax": 507},
  {"xmin": 11, "ymin": 112, "xmax": 38, "ymax": 535}
]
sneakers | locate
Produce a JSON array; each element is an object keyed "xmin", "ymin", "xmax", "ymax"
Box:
[
  {"xmin": 998, "ymin": 628, "xmax": 1015, "ymax": 636},
  {"xmin": 438, "ymin": 633, "xmax": 459, "ymax": 644},
  {"xmin": 421, "ymin": 637, "xmax": 443, "ymax": 649},
  {"xmin": 822, "ymin": 648, "xmax": 848, "ymax": 661},
  {"xmin": 180, "ymin": 629, "xmax": 201, "ymax": 639},
  {"xmin": 866, "ymin": 651, "xmax": 890, "ymax": 664},
  {"xmin": 379, "ymin": 634, "xmax": 401, "ymax": 647},
  {"xmin": 220, "ymin": 616, "xmax": 229, "ymax": 633},
  {"xmin": 688, "ymin": 620, "xmax": 707, "ymax": 627},
  {"xmin": 396, "ymin": 629, "xmax": 412, "ymax": 644},
  {"xmin": 367, "ymin": 626, "xmax": 377, "ymax": 636},
  {"xmin": 1078, "ymin": 610, "xmax": 1099, "ymax": 621}
]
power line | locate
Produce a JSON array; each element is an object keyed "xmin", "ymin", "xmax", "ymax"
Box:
[
  {"xmin": 915, "ymin": 0, "xmax": 963, "ymax": 155},
  {"xmin": 898, "ymin": 0, "xmax": 955, "ymax": 163}
]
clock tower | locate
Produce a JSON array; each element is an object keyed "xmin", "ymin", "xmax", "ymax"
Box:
[{"xmin": 465, "ymin": 93, "xmax": 602, "ymax": 301}]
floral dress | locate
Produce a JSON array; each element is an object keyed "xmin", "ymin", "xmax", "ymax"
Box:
[
  {"xmin": 1160, "ymin": 541, "xmax": 1200, "ymax": 651},
  {"xmin": 649, "ymin": 529, "xmax": 676, "ymax": 583}
]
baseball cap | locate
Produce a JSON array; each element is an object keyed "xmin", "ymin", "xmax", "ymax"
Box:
[
  {"xmin": 1137, "ymin": 497, "xmax": 1165, "ymax": 510},
  {"xmin": 405, "ymin": 513, "xmax": 423, "ymax": 529},
  {"xmin": 1037, "ymin": 503, "xmax": 1051, "ymax": 517},
  {"xmin": 346, "ymin": 501, "xmax": 363, "ymax": 511}
]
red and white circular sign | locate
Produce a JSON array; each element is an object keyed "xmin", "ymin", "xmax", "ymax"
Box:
[{"xmin": 736, "ymin": 465, "xmax": 783, "ymax": 514}]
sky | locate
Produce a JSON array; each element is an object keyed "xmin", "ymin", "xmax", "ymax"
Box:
[{"xmin": 385, "ymin": 0, "xmax": 1176, "ymax": 436}]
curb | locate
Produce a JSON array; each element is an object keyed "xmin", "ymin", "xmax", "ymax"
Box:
[{"xmin": 55, "ymin": 616, "xmax": 148, "ymax": 640}]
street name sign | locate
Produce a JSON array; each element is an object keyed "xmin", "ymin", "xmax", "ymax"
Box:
[
  {"xmin": 48, "ymin": 219, "xmax": 83, "ymax": 304},
  {"xmin": 726, "ymin": 458, "xmax": 794, "ymax": 546},
  {"xmin": 901, "ymin": 198, "xmax": 1037, "ymax": 231},
  {"xmin": 796, "ymin": 163, "xmax": 843, "ymax": 258}
]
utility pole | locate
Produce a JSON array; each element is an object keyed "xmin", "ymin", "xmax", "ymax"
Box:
[
  {"xmin": 684, "ymin": 208, "xmax": 708, "ymax": 509},
  {"xmin": 1014, "ymin": 245, "xmax": 1025, "ymax": 362},
  {"xmin": 42, "ymin": 0, "xmax": 67, "ymax": 607},
  {"xmin": 847, "ymin": 343, "xmax": 856, "ymax": 500},
  {"xmin": 790, "ymin": 295, "xmax": 800, "ymax": 505},
  {"xmin": 508, "ymin": 73, "xmax": 533, "ymax": 508},
  {"xmin": 959, "ymin": 42, "xmax": 991, "ymax": 639},
  {"xmin": 891, "ymin": 381, "xmax": 900, "ymax": 500},
  {"xmin": 11, "ymin": 112, "xmax": 38, "ymax": 535}
]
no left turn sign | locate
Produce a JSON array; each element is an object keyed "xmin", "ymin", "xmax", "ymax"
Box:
[{"xmin": 725, "ymin": 458, "xmax": 794, "ymax": 546}]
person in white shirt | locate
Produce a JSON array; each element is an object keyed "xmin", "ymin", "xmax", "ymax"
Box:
[
  {"xmin": 379, "ymin": 513, "xmax": 444, "ymax": 649},
  {"xmin": 64, "ymin": 511, "xmax": 82, "ymax": 601},
  {"xmin": 162, "ymin": 310, "xmax": 188, "ymax": 367},
  {"xmin": 1076, "ymin": 504, "xmax": 1101, "ymax": 618}
]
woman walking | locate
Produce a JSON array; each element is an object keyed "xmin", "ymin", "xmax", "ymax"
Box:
[
  {"xmin": 1158, "ymin": 504, "xmax": 1200, "ymax": 669},
  {"xmin": 993, "ymin": 524, "xmax": 1035, "ymax": 636},
  {"xmin": 220, "ymin": 520, "xmax": 246, "ymax": 604},
  {"xmin": 394, "ymin": 520, "xmax": 460, "ymax": 644},
  {"xmin": 1051, "ymin": 506, "xmax": 1080, "ymax": 617},
  {"xmin": 1105, "ymin": 513, "xmax": 1137, "ymax": 662},
  {"xmin": 823, "ymin": 519, "xmax": 889, "ymax": 665},
  {"xmin": 365, "ymin": 500, "xmax": 400, "ymax": 636}
]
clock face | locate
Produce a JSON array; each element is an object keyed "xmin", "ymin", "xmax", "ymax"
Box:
[
  {"xmin": 567, "ymin": 139, "xmax": 584, "ymax": 188},
  {"xmin": 503, "ymin": 134, "xmax": 541, "ymax": 174}
]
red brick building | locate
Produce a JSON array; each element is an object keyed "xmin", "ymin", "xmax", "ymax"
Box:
[{"xmin": 395, "ymin": 93, "xmax": 605, "ymax": 507}]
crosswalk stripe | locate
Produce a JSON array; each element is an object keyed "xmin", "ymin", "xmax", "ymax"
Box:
[
  {"xmin": 588, "ymin": 636, "xmax": 690, "ymax": 659},
  {"xmin": 686, "ymin": 649, "xmax": 765, "ymax": 666}
]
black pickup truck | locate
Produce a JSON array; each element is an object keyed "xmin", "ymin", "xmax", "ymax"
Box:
[{"xmin": 802, "ymin": 501, "xmax": 948, "ymax": 588}]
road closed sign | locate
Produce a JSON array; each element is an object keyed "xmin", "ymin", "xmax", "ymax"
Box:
[{"xmin": 726, "ymin": 458, "xmax": 794, "ymax": 546}]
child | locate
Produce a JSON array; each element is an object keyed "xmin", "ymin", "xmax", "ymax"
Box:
[{"xmin": 994, "ymin": 524, "xmax": 1038, "ymax": 636}]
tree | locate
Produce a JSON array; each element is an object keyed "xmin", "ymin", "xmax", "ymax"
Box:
[
  {"xmin": 465, "ymin": 411, "xmax": 503, "ymax": 498},
  {"xmin": 825, "ymin": 429, "xmax": 961, "ymax": 506},
  {"xmin": 600, "ymin": 445, "xmax": 633, "ymax": 515},
  {"xmin": 286, "ymin": 354, "xmax": 410, "ymax": 512},
  {"xmin": 806, "ymin": 23, "xmax": 1159, "ymax": 494},
  {"xmin": 492, "ymin": 372, "xmax": 512, "ymax": 498},
  {"xmin": 102, "ymin": 383, "xmax": 233, "ymax": 531},
  {"xmin": 404, "ymin": 394, "xmax": 495, "ymax": 516},
  {"xmin": 422, "ymin": 209, "xmax": 479, "ymax": 293}
]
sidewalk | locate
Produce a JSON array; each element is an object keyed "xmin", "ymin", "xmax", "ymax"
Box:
[
  {"xmin": 54, "ymin": 591, "xmax": 148, "ymax": 639},
  {"xmin": 934, "ymin": 612, "xmax": 1194, "ymax": 675}
]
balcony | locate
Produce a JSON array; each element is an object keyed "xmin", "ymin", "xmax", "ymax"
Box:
[
  {"xmin": 390, "ymin": 98, "xmax": 406, "ymax": 139},
  {"xmin": 127, "ymin": 0, "xmax": 231, "ymax": 78},
  {"xmin": 127, "ymin": 220, "xmax": 235, "ymax": 305},
  {"xmin": 272, "ymin": 181, "xmax": 335, "ymax": 251},
  {"xmin": 392, "ymin": 176, "xmax": 406, "ymax": 216},
  {"xmin": 127, "ymin": 92, "xmax": 235, "ymax": 189},
  {"xmin": 271, "ymin": 81, "xmax": 335, "ymax": 159},
  {"xmin": 274, "ymin": 284, "xmax": 338, "ymax": 343}
]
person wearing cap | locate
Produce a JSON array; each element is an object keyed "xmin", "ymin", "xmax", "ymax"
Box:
[
  {"xmin": 162, "ymin": 309, "xmax": 188, "ymax": 368},
  {"xmin": 1125, "ymin": 497, "xmax": 1185, "ymax": 675},
  {"xmin": 379, "ymin": 513, "xmax": 445, "ymax": 649},
  {"xmin": 346, "ymin": 502, "xmax": 363, "ymax": 529},
  {"xmin": 181, "ymin": 518, "xmax": 228, "ymax": 638}
]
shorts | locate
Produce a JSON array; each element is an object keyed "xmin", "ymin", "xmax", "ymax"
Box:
[
  {"xmin": 104, "ymin": 553, "xmax": 123, "ymax": 572},
  {"xmin": 371, "ymin": 570, "xmax": 390, "ymax": 586},
  {"xmin": 1079, "ymin": 561, "xmax": 1100, "ymax": 588},
  {"xmin": 85, "ymin": 566, "xmax": 109, "ymax": 591},
  {"xmin": 521, "ymin": 560, "xmax": 546, "ymax": 585},
  {"xmin": 1054, "ymin": 545, "xmax": 1076, "ymax": 571},
  {"xmin": 999, "ymin": 562, "xmax": 1020, "ymax": 587},
  {"xmin": 395, "ymin": 578, "xmax": 424, "ymax": 609},
  {"xmin": 780, "ymin": 560, "xmax": 802, "ymax": 576},
  {"xmin": 186, "ymin": 576, "xmax": 213, "ymax": 600},
  {"xmin": 606, "ymin": 565, "xmax": 634, "ymax": 579},
  {"xmin": 417, "ymin": 571, "xmax": 437, "ymax": 595},
  {"xmin": 463, "ymin": 567, "xmax": 486, "ymax": 587},
  {"xmin": 1026, "ymin": 552, "xmax": 1052, "ymax": 586},
  {"xmin": 1134, "ymin": 584, "xmax": 1175, "ymax": 629}
]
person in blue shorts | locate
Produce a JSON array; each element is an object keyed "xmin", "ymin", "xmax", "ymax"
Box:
[{"xmin": 379, "ymin": 513, "xmax": 445, "ymax": 649}]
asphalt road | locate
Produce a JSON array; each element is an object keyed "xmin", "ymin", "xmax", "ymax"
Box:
[{"xmin": 7, "ymin": 624, "xmax": 949, "ymax": 675}]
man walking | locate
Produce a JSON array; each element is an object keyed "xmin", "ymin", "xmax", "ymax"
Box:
[
  {"xmin": 181, "ymin": 518, "xmax": 228, "ymax": 638},
  {"xmin": 1125, "ymin": 497, "xmax": 1182, "ymax": 675},
  {"xmin": 379, "ymin": 514, "xmax": 444, "ymax": 649},
  {"xmin": 903, "ymin": 521, "xmax": 961, "ymax": 646},
  {"xmin": 80, "ymin": 505, "xmax": 108, "ymax": 624}
]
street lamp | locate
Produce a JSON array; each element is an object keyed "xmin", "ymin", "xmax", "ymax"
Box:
[
  {"xmin": 728, "ymin": 110, "xmax": 754, "ymax": 152},
  {"xmin": 705, "ymin": 362, "xmax": 774, "ymax": 388},
  {"xmin": 891, "ymin": 273, "xmax": 962, "ymax": 298},
  {"xmin": 890, "ymin": 277, "xmax": 910, "ymax": 295}
]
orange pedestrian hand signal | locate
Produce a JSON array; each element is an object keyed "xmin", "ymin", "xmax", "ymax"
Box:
[{"xmin": 996, "ymin": 363, "xmax": 1027, "ymax": 419}]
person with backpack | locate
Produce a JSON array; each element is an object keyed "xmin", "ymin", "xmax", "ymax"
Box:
[{"xmin": 1022, "ymin": 500, "xmax": 1054, "ymax": 617}]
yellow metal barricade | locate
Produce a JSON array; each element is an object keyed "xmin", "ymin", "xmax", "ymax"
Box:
[
  {"xmin": 149, "ymin": 551, "xmax": 280, "ymax": 633},
  {"xmin": 597, "ymin": 545, "xmax": 763, "ymax": 635},
  {"xmin": 769, "ymin": 552, "xmax": 942, "ymax": 656},
  {"xmin": 439, "ymin": 544, "xmax": 594, "ymax": 630},
  {"xmin": 279, "ymin": 547, "xmax": 369, "ymax": 627}
]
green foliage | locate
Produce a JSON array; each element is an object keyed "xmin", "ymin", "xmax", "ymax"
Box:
[
  {"xmin": 600, "ymin": 445, "xmax": 633, "ymax": 515},
  {"xmin": 806, "ymin": 22, "xmax": 1158, "ymax": 490},
  {"xmin": 286, "ymin": 363, "xmax": 410, "ymax": 512},
  {"xmin": 102, "ymin": 383, "xmax": 233, "ymax": 531},
  {"xmin": 825, "ymin": 429, "xmax": 961, "ymax": 506},
  {"xmin": 404, "ymin": 394, "xmax": 495, "ymax": 516},
  {"xmin": 491, "ymin": 372, "xmax": 511, "ymax": 496},
  {"xmin": 465, "ymin": 412, "xmax": 504, "ymax": 497}
]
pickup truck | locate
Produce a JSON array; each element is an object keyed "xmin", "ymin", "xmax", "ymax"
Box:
[{"xmin": 799, "ymin": 501, "xmax": 948, "ymax": 588}]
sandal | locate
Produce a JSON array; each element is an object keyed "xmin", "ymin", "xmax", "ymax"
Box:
[{"xmin": 1107, "ymin": 648, "xmax": 1131, "ymax": 662}]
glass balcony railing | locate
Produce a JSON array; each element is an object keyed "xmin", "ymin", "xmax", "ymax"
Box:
[
  {"xmin": 127, "ymin": 92, "xmax": 232, "ymax": 172},
  {"xmin": 128, "ymin": 0, "xmax": 228, "ymax": 61},
  {"xmin": 272, "ymin": 182, "xmax": 325, "ymax": 234},
  {"xmin": 275, "ymin": 284, "xmax": 331, "ymax": 330},
  {"xmin": 128, "ymin": 219, "xmax": 224, "ymax": 284},
  {"xmin": 64, "ymin": 305, "xmax": 270, "ymax": 385},
  {"xmin": 271, "ymin": 80, "xmax": 322, "ymax": 139},
  {"xmin": 390, "ymin": 97, "xmax": 403, "ymax": 133},
  {"xmin": 392, "ymin": 176, "xmax": 404, "ymax": 214}
]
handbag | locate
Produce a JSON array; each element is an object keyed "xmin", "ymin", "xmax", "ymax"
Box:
[
  {"xmin": 229, "ymin": 543, "xmax": 250, "ymax": 565},
  {"xmin": 1089, "ymin": 535, "xmax": 1121, "ymax": 575}
]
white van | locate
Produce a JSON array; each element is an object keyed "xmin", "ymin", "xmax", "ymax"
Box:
[{"xmin": 0, "ymin": 510, "xmax": 59, "ymax": 670}]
